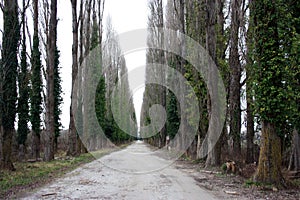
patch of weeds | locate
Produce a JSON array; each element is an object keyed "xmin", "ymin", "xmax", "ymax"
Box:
[
  {"xmin": 180, "ymin": 154, "xmax": 190, "ymax": 161},
  {"xmin": 192, "ymin": 158, "xmax": 205, "ymax": 164},
  {"xmin": 290, "ymin": 179, "xmax": 300, "ymax": 188},
  {"xmin": 244, "ymin": 179, "xmax": 262, "ymax": 187},
  {"xmin": 215, "ymin": 172, "xmax": 226, "ymax": 178},
  {"xmin": 91, "ymin": 148, "xmax": 115, "ymax": 159},
  {"xmin": 221, "ymin": 163, "xmax": 227, "ymax": 172},
  {"xmin": 244, "ymin": 179, "xmax": 275, "ymax": 190}
]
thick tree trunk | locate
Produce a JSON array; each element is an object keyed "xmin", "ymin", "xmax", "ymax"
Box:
[
  {"xmin": 245, "ymin": 2, "xmax": 255, "ymax": 164},
  {"xmin": 1, "ymin": 129, "xmax": 15, "ymax": 170},
  {"xmin": 205, "ymin": 140, "xmax": 221, "ymax": 167},
  {"xmin": 216, "ymin": 0, "xmax": 227, "ymax": 162},
  {"xmin": 205, "ymin": 0, "xmax": 221, "ymax": 167},
  {"xmin": 254, "ymin": 122, "xmax": 285, "ymax": 187},
  {"xmin": 288, "ymin": 129, "xmax": 300, "ymax": 172},
  {"xmin": 158, "ymin": 0, "xmax": 166, "ymax": 148},
  {"xmin": 83, "ymin": 0, "xmax": 92, "ymax": 148},
  {"xmin": 67, "ymin": 0, "xmax": 79, "ymax": 157},
  {"xmin": 44, "ymin": 0, "xmax": 57, "ymax": 161},
  {"xmin": 0, "ymin": 0, "xmax": 19, "ymax": 171},
  {"xmin": 31, "ymin": 0, "xmax": 42, "ymax": 161},
  {"xmin": 32, "ymin": 130, "xmax": 41, "ymax": 160},
  {"xmin": 228, "ymin": 0, "xmax": 241, "ymax": 156},
  {"xmin": 17, "ymin": 0, "xmax": 29, "ymax": 162},
  {"xmin": 18, "ymin": 144, "xmax": 26, "ymax": 162},
  {"xmin": 75, "ymin": 0, "xmax": 84, "ymax": 155},
  {"xmin": 176, "ymin": 0, "xmax": 186, "ymax": 152},
  {"xmin": 246, "ymin": 86, "xmax": 255, "ymax": 163}
]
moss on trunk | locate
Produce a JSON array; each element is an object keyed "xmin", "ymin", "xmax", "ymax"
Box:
[{"xmin": 254, "ymin": 122, "xmax": 285, "ymax": 187}]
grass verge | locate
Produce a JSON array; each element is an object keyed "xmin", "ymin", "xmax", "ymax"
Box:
[{"xmin": 0, "ymin": 149, "xmax": 112, "ymax": 198}]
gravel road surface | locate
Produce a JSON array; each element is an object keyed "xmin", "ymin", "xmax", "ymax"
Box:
[{"xmin": 22, "ymin": 141, "xmax": 217, "ymax": 200}]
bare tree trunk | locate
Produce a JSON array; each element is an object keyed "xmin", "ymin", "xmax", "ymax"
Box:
[
  {"xmin": 157, "ymin": 0, "xmax": 166, "ymax": 148},
  {"xmin": 81, "ymin": 0, "xmax": 92, "ymax": 154},
  {"xmin": 32, "ymin": 130, "xmax": 41, "ymax": 159},
  {"xmin": 44, "ymin": 0, "xmax": 57, "ymax": 161},
  {"xmin": 98, "ymin": 0, "xmax": 105, "ymax": 44},
  {"xmin": 1, "ymin": 129, "xmax": 15, "ymax": 170},
  {"xmin": 288, "ymin": 129, "xmax": 300, "ymax": 172},
  {"xmin": 245, "ymin": 2, "xmax": 255, "ymax": 164},
  {"xmin": 97, "ymin": 0, "xmax": 105, "ymax": 149},
  {"xmin": 228, "ymin": 0, "xmax": 242, "ymax": 157},
  {"xmin": 254, "ymin": 122, "xmax": 285, "ymax": 187},
  {"xmin": 0, "ymin": 0, "xmax": 19, "ymax": 171},
  {"xmin": 205, "ymin": 0, "xmax": 221, "ymax": 167},
  {"xmin": 178, "ymin": 0, "xmax": 186, "ymax": 152},
  {"xmin": 216, "ymin": 0, "xmax": 228, "ymax": 162},
  {"xmin": 246, "ymin": 85, "xmax": 255, "ymax": 163},
  {"xmin": 31, "ymin": 0, "xmax": 40, "ymax": 161},
  {"xmin": 76, "ymin": 0, "xmax": 84, "ymax": 155},
  {"xmin": 67, "ymin": 0, "xmax": 79, "ymax": 157}
]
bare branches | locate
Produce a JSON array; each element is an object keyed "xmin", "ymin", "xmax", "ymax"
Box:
[
  {"xmin": 0, "ymin": 1, "xmax": 3, "ymax": 12},
  {"xmin": 98, "ymin": 0, "xmax": 105, "ymax": 42},
  {"xmin": 26, "ymin": 15, "xmax": 32, "ymax": 53},
  {"xmin": 19, "ymin": 0, "xmax": 31, "ymax": 17}
]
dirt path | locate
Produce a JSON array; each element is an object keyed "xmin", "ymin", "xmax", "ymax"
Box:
[{"xmin": 20, "ymin": 141, "xmax": 217, "ymax": 200}]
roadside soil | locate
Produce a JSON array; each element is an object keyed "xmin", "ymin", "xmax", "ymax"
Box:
[{"xmin": 175, "ymin": 159, "xmax": 300, "ymax": 200}]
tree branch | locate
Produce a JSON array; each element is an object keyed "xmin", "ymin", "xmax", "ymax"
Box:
[{"xmin": 0, "ymin": 2, "xmax": 3, "ymax": 12}]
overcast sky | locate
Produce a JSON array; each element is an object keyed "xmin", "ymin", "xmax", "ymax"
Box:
[{"xmin": 57, "ymin": 0, "xmax": 150, "ymax": 129}]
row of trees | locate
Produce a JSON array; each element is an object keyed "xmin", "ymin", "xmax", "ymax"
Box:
[
  {"xmin": 67, "ymin": 0, "xmax": 137, "ymax": 157},
  {"xmin": 140, "ymin": 0, "xmax": 299, "ymax": 186},
  {"xmin": 0, "ymin": 0, "xmax": 136, "ymax": 170},
  {"xmin": 0, "ymin": 0, "xmax": 62, "ymax": 169}
]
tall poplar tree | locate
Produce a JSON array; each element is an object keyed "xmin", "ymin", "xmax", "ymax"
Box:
[
  {"xmin": 67, "ymin": 0, "xmax": 80, "ymax": 156},
  {"xmin": 228, "ymin": 0, "xmax": 242, "ymax": 156},
  {"xmin": 54, "ymin": 47, "xmax": 62, "ymax": 151},
  {"xmin": 44, "ymin": 0, "xmax": 58, "ymax": 161},
  {"xmin": 30, "ymin": 0, "xmax": 43, "ymax": 160},
  {"xmin": 0, "ymin": 0, "xmax": 20, "ymax": 170},
  {"xmin": 288, "ymin": 0, "xmax": 300, "ymax": 173},
  {"xmin": 17, "ymin": 0, "xmax": 30, "ymax": 160},
  {"xmin": 253, "ymin": 0, "xmax": 295, "ymax": 186}
]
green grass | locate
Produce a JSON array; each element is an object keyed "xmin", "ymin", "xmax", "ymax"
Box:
[
  {"xmin": 244, "ymin": 179, "xmax": 276, "ymax": 190},
  {"xmin": 0, "ymin": 149, "xmax": 112, "ymax": 198},
  {"xmin": 244, "ymin": 179, "xmax": 263, "ymax": 187},
  {"xmin": 291, "ymin": 179, "xmax": 300, "ymax": 187}
]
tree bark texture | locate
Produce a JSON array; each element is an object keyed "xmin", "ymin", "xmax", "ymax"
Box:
[
  {"xmin": 67, "ymin": 0, "xmax": 79, "ymax": 157},
  {"xmin": 288, "ymin": 129, "xmax": 300, "ymax": 172},
  {"xmin": 0, "ymin": 0, "xmax": 19, "ymax": 170},
  {"xmin": 31, "ymin": 0, "xmax": 41, "ymax": 161},
  {"xmin": 205, "ymin": 0, "xmax": 221, "ymax": 167},
  {"xmin": 255, "ymin": 122, "xmax": 285, "ymax": 186},
  {"xmin": 228, "ymin": 0, "xmax": 242, "ymax": 156},
  {"xmin": 44, "ymin": 0, "xmax": 57, "ymax": 161}
]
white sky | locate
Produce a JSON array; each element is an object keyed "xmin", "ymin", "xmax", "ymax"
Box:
[{"xmin": 57, "ymin": 0, "xmax": 149, "ymax": 129}]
